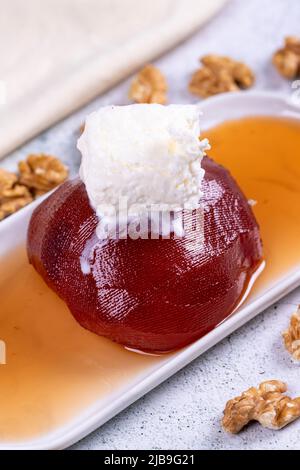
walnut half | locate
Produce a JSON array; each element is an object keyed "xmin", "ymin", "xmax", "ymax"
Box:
[
  {"xmin": 222, "ymin": 380, "xmax": 300, "ymax": 434},
  {"xmin": 189, "ymin": 55, "xmax": 255, "ymax": 99},
  {"xmin": 273, "ymin": 37, "xmax": 300, "ymax": 79},
  {"xmin": 19, "ymin": 154, "xmax": 68, "ymax": 195},
  {"xmin": 283, "ymin": 307, "xmax": 300, "ymax": 360},
  {"xmin": 129, "ymin": 64, "xmax": 168, "ymax": 104}
]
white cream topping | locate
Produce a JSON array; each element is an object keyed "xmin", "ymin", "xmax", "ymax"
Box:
[{"xmin": 78, "ymin": 104, "xmax": 209, "ymax": 239}]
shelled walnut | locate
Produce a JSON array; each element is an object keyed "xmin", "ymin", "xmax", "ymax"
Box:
[
  {"xmin": 19, "ymin": 154, "xmax": 68, "ymax": 195},
  {"xmin": 283, "ymin": 307, "xmax": 300, "ymax": 360},
  {"xmin": 222, "ymin": 380, "xmax": 300, "ymax": 434},
  {"xmin": 0, "ymin": 169, "xmax": 33, "ymax": 221},
  {"xmin": 129, "ymin": 64, "xmax": 168, "ymax": 104},
  {"xmin": 189, "ymin": 55, "xmax": 255, "ymax": 98},
  {"xmin": 273, "ymin": 37, "xmax": 300, "ymax": 79},
  {"xmin": 0, "ymin": 154, "xmax": 68, "ymax": 221}
]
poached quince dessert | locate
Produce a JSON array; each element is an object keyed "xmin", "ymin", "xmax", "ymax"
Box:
[{"xmin": 27, "ymin": 105, "xmax": 263, "ymax": 353}]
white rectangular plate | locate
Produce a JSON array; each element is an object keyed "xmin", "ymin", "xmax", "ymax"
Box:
[{"xmin": 1, "ymin": 91, "xmax": 300, "ymax": 450}]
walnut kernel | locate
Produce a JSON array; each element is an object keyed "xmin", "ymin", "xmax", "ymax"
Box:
[
  {"xmin": 273, "ymin": 37, "xmax": 300, "ymax": 79},
  {"xmin": 129, "ymin": 64, "xmax": 168, "ymax": 104},
  {"xmin": 19, "ymin": 154, "xmax": 68, "ymax": 194},
  {"xmin": 0, "ymin": 169, "xmax": 33, "ymax": 221},
  {"xmin": 189, "ymin": 54, "xmax": 255, "ymax": 98},
  {"xmin": 0, "ymin": 168, "xmax": 18, "ymax": 194},
  {"xmin": 283, "ymin": 307, "xmax": 300, "ymax": 360},
  {"xmin": 222, "ymin": 380, "xmax": 300, "ymax": 434}
]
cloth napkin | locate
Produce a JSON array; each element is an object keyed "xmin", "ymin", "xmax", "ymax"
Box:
[{"xmin": 0, "ymin": 0, "xmax": 227, "ymax": 159}]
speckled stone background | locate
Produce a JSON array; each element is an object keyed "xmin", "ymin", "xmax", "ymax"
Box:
[{"xmin": 3, "ymin": 0, "xmax": 300, "ymax": 450}]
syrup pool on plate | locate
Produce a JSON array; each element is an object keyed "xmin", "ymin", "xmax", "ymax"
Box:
[
  {"xmin": 0, "ymin": 247, "xmax": 162, "ymax": 442},
  {"xmin": 203, "ymin": 115, "xmax": 300, "ymax": 289}
]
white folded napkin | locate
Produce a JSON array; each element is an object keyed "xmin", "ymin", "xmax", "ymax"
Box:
[{"xmin": 0, "ymin": 0, "xmax": 227, "ymax": 159}]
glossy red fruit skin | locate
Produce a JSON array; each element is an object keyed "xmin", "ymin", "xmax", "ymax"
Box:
[{"xmin": 27, "ymin": 157, "xmax": 263, "ymax": 353}]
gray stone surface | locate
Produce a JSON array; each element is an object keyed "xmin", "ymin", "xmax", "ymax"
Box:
[{"xmin": 3, "ymin": 0, "xmax": 300, "ymax": 450}]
